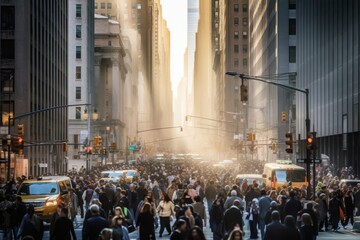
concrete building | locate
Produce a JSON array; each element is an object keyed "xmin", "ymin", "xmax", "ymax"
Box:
[
  {"xmin": 92, "ymin": 14, "xmax": 128, "ymax": 165},
  {"xmin": 248, "ymin": 0, "xmax": 297, "ymax": 162},
  {"xmin": 0, "ymin": 0, "xmax": 68, "ymax": 176},
  {"xmin": 221, "ymin": 0, "xmax": 250, "ymax": 160},
  {"xmin": 68, "ymin": 0, "xmax": 94, "ymax": 171},
  {"xmin": 297, "ymin": 0, "xmax": 360, "ymax": 174}
]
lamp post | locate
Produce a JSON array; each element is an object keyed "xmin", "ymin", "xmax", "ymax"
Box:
[
  {"xmin": 226, "ymin": 72, "xmax": 313, "ymax": 199},
  {"xmin": 83, "ymin": 108, "xmax": 98, "ymax": 169}
]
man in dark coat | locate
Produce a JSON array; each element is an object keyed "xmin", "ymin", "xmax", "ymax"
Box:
[
  {"xmin": 223, "ymin": 200, "xmax": 243, "ymax": 235},
  {"xmin": 264, "ymin": 210, "xmax": 285, "ymax": 240},
  {"xmin": 284, "ymin": 191, "xmax": 303, "ymax": 220},
  {"xmin": 205, "ymin": 180, "xmax": 217, "ymax": 211},
  {"xmin": 297, "ymin": 202, "xmax": 318, "ymax": 236},
  {"xmin": 83, "ymin": 204, "xmax": 109, "ymax": 240}
]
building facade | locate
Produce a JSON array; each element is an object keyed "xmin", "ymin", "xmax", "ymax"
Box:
[
  {"xmin": 68, "ymin": 0, "xmax": 94, "ymax": 171},
  {"xmin": 0, "ymin": 0, "xmax": 68, "ymax": 177},
  {"xmin": 248, "ymin": 0, "xmax": 297, "ymax": 162},
  {"xmin": 297, "ymin": 0, "xmax": 360, "ymax": 175}
]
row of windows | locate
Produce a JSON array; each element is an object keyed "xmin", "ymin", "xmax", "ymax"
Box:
[
  {"xmin": 234, "ymin": 17, "xmax": 248, "ymax": 26},
  {"xmin": 95, "ymin": 2, "xmax": 112, "ymax": 9},
  {"xmin": 234, "ymin": 58, "xmax": 248, "ymax": 67},
  {"xmin": 234, "ymin": 31, "xmax": 248, "ymax": 40},
  {"xmin": 234, "ymin": 4, "xmax": 248, "ymax": 13},
  {"xmin": 233, "ymin": 44, "xmax": 248, "ymax": 54}
]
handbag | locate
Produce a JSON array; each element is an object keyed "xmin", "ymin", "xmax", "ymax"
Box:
[{"xmin": 339, "ymin": 207, "xmax": 344, "ymax": 221}]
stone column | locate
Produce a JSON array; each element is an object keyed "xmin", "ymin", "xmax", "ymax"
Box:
[{"xmin": 111, "ymin": 57, "xmax": 121, "ymax": 121}]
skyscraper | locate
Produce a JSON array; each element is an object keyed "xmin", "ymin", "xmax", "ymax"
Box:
[
  {"xmin": 297, "ymin": 0, "xmax": 360, "ymax": 174},
  {"xmin": 248, "ymin": 0, "xmax": 296, "ymax": 162},
  {"xmin": 0, "ymin": 0, "xmax": 68, "ymax": 176}
]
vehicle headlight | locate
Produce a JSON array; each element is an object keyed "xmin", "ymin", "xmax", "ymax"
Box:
[{"xmin": 46, "ymin": 200, "xmax": 57, "ymax": 206}]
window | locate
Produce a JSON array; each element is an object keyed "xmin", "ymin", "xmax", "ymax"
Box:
[
  {"xmin": 234, "ymin": 4, "xmax": 239, "ymax": 12},
  {"xmin": 243, "ymin": 17, "xmax": 248, "ymax": 26},
  {"xmin": 289, "ymin": 19, "xmax": 296, "ymax": 35},
  {"xmin": 234, "ymin": 17, "xmax": 239, "ymax": 25},
  {"xmin": 76, "ymin": 87, "xmax": 81, "ymax": 100},
  {"xmin": 243, "ymin": 58, "xmax": 248, "ymax": 66},
  {"xmin": 1, "ymin": 69, "xmax": 14, "ymax": 93},
  {"xmin": 234, "ymin": 31, "xmax": 239, "ymax": 39},
  {"xmin": 234, "ymin": 58, "xmax": 239, "ymax": 67},
  {"xmin": 73, "ymin": 134, "xmax": 79, "ymax": 149},
  {"xmin": 76, "ymin": 4, "xmax": 81, "ymax": 18},
  {"xmin": 289, "ymin": 46, "xmax": 296, "ymax": 63},
  {"xmin": 76, "ymin": 66, "xmax": 81, "ymax": 79},
  {"xmin": 242, "ymin": 31, "xmax": 248, "ymax": 40},
  {"xmin": 289, "ymin": 0, "xmax": 296, "ymax": 9},
  {"xmin": 137, "ymin": 3, "xmax": 142, "ymax": 9},
  {"xmin": 1, "ymin": 101, "xmax": 13, "ymax": 126},
  {"xmin": 243, "ymin": 4, "xmax": 248, "ymax": 12},
  {"xmin": 234, "ymin": 44, "xmax": 239, "ymax": 53},
  {"xmin": 76, "ymin": 25, "xmax": 81, "ymax": 38},
  {"xmin": 76, "ymin": 46, "xmax": 81, "ymax": 59},
  {"xmin": 101, "ymin": 3, "xmax": 105, "ymax": 9},
  {"xmin": 107, "ymin": 3, "xmax": 112, "ymax": 9},
  {"xmin": 75, "ymin": 107, "xmax": 81, "ymax": 120},
  {"xmin": 94, "ymin": 2, "xmax": 98, "ymax": 9},
  {"xmin": 243, "ymin": 44, "xmax": 248, "ymax": 54}
]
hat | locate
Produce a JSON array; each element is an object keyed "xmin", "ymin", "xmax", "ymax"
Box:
[
  {"xmin": 230, "ymin": 190, "xmax": 237, "ymax": 196},
  {"xmin": 319, "ymin": 193, "xmax": 326, "ymax": 197},
  {"xmin": 270, "ymin": 201, "xmax": 277, "ymax": 207}
]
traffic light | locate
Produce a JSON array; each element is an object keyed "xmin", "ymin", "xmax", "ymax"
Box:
[
  {"xmin": 98, "ymin": 136, "xmax": 102, "ymax": 147},
  {"xmin": 11, "ymin": 137, "xmax": 22, "ymax": 154},
  {"xmin": 62, "ymin": 142, "xmax": 68, "ymax": 152},
  {"xmin": 17, "ymin": 124, "xmax": 24, "ymax": 135},
  {"xmin": 281, "ymin": 111, "xmax": 287, "ymax": 122},
  {"xmin": 246, "ymin": 133, "xmax": 252, "ymax": 141},
  {"xmin": 18, "ymin": 137, "xmax": 24, "ymax": 155},
  {"xmin": 240, "ymin": 84, "xmax": 248, "ymax": 102},
  {"xmin": 285, "ymin": 132, "xmax": 293, "ymax": 153},
  {"xmin": 307, "ymin": 132, "xmax": 316, "ymax": 151},
  {"xmin": 270, "ymin": 141, "xmax": 277, "ymax": 151}
]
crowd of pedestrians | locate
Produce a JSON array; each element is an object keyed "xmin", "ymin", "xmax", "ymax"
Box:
[{"xmin": 0, "ymin": 158, "xmax": 359, "ymax": 240}]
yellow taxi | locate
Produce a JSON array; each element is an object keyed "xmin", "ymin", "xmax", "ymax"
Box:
[
  {"xmin": 100, "ymin": 170, "xmax": 138, "ymax": 183},
  {"xmin": 17, "ymin": 176, "xmax": 73, "ymax": 222}
]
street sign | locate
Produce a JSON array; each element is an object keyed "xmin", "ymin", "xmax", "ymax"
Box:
[
  {"xmin": 39, "ymin": 163, "xmax": 48, "ymax": 168},
  {"xmin": 296, "ymin": 158, "xmax": 322, "ymax": 164}
]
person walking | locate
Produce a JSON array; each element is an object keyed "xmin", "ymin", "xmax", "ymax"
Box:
[
  {"xmin": 51, "ymin": 207, "xmax": 77, "ymax": 240},
  {"xmin": 299, "ymin": 213, "xmax": 315, "ymax": 240},
  {"xmin": 112, "ymin": 216, "xmax": 130, "ymax": 240},
  {"xmin": 83, "ymin": 204, "xmax": 109, "ymax": 240},
  {"xmin": 328, "ymin": 191, "xmax": 344, "ymax": 231},
  {"xmin": 258, "ymin": 190, "xmax": 271, "ymax": 239},
  {"xmin": 342, "ymin": 189, "xmax": 355, "ymax": 228},
  {"xmin": 170, "ymin": 219, "xmax": 187, "ymax": 240},
  {"xmin": 17, "ymin": 204, "xmax": 44, "ymax": 240},
  {"xmin": 247, "ymin": 198, "xmax": 259, "ymax": 239},
  {"xmin": 283, "ymin": 215, "xmax": 300, "ymax": 240},
  {"xmin": 136, "ymin": 202, "xmax": 156, "ymax": 240},
  {"xmin": 263, "ymin": 210, "xmax": 285, "ymax": 240},
  {"xmin": 156, "ymin": 193, "xmax": 175, "ymax": 237}
]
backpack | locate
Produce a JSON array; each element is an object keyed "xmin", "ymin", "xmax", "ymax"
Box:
[{"xmin": 85, "ymin": 189, "xmax": 93, "ymax": 203}]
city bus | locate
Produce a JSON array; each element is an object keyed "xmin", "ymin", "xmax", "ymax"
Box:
[{"xmin": 262, "ymin": 160, "xmax": 307, "ymax": 189}]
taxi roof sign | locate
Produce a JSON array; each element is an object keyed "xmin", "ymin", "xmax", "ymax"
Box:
[{"xmin": 276, "ymin": 160, "xmax": 293, "ymax": 165}]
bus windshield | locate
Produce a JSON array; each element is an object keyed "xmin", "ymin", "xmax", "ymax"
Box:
[{"xmin": 274, "ymin": 169, "xmax": 305, "ymax": 183}]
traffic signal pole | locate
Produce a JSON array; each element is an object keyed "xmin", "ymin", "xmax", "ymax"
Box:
[
  {"xmin": 305, "ymin": 89, "xmax": 311, "ymax": 199},
  {"xmin": 6, "ymin": 103, "xmax": 90, "ymax": 181},
  {"xmin": 226, "ymin": 72, "xmax": 313, "ymax": 199}
]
